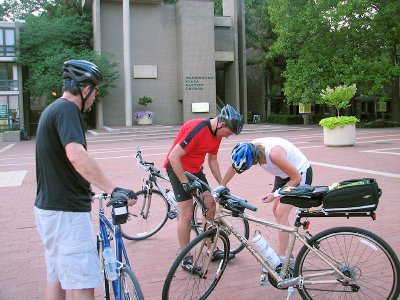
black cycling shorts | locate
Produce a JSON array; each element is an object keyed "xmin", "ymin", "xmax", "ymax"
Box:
[
  {"xmin": 166, "ymin": 163, "xmax": 209, "ymax": 202},
  {"xmin": 272, "ymin": 166, "xmax": 313, "ymax": 192}
]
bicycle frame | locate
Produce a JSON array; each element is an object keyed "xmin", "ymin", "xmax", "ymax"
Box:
[
  {"xmin": 96, "ymin": 196, "xmax": 131, "ymax": 299},
  {"xmin": 207, "ymin": 205, "xmax": 353, "ymax": 289},
  {"xmin": 135, "ymin": 151, "xmax": 179, "ymax": 217}
]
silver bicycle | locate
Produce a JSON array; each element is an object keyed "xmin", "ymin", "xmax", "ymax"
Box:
[
  {"xmin": 121, "ymin": 147, "xmax": 249, "ymax": 255},
  {"xmin": 162, "ymin": 173, "xmax": 400, "ymax": 300}
]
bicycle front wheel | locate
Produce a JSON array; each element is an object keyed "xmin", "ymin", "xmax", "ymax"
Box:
[
  {"xmin": 192, "ymin": 201, "xmax": 249, "ymax": 255},
  {"xmin": 122, "ymin": 189, "xmax": 169, "ymax": 240},
  {"xmin": 162, "ymin": 228, "xmax": 230, "ymax": 300},
  {"xmin": 119, "ymin": 266, "xmax": 144, "ymax": 300},
  {"xmin": 97, "ymin": 235, "xmax": 111, "ymax": 300},
  {"xmin": 295, "ymin": 226, "xmax": 400, "ymax": 299}
]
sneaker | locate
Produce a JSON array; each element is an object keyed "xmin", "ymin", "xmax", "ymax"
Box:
[
  {"xmin": 181, "ymin": 255, "xmax": 202, "ymax": 274},
  {"xmin": 278, "ymin": 254, "xmax": 295, "ymax": 269},
  {"xmin": 209, "ymin": 249, "xmax": 235, "ymax": 262}
]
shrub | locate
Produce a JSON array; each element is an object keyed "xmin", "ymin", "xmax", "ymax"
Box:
[
  {"xmin": 266, "ymin": 115, "xmax": 304, "ymax": 125},
  {"xmin": 319, "ymin": 116, "xmax": 359, "ymax": 129}
]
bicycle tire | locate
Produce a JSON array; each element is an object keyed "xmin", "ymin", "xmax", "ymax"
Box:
[
  {"xmin": 295, "ymin": 226, "xmax": 400, "ymax": 299},
  {"xmin": 162, "ymin": 228, "xmax": 230, "ymax": 300},
  {"xmin": 119, "ymin": 266, "xmax": 145, "ymax": 300},
  {"xmin": 192, "ymin": 200, "xmax": 249, "ymax": 255},
  {"xmin": 97, "ymin": 235, "xmax": 111, "ymax": 300},
  {"xmin": 122, "ymin": 189, "xmax": 169, "ymax": 240}
]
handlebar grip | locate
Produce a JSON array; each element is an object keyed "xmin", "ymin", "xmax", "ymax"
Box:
[{"xmin": 184, "ymin": 172, "xmax": 212, "ymax": 192}]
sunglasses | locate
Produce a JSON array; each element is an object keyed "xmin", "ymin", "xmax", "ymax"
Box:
[{"xmin": 94, "ymin": 87, "xmax": 100, "ymax": 96}]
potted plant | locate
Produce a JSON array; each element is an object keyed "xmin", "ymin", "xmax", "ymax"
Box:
[
  {"xmin": 318, "ymin": 84, "xmax": 359, "ymax": 146},
  {"xmin": 135, "ymin": 96, "xmax": 155, "ymax": 125}
]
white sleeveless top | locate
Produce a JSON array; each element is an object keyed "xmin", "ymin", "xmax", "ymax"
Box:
[{"xmin": 251, "ymin": 137, "xmax": 310, "ymax": 179}]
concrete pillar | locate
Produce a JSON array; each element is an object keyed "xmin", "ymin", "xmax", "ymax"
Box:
[
  {"xmin": 92, "ymin": 0, "xmax": 104, "ymax": 128},
  {"xmin": 123, "ymin": 0, "xmax": 133, "ymax": 126},
  {"xmin": 176, "ymin": 0, "xmax": 216, "ymax": 122}
]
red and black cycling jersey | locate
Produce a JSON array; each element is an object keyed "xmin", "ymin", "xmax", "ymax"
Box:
[{"xmin": 164, "ymin": 119, "xmax": 222, "ymax": 173}]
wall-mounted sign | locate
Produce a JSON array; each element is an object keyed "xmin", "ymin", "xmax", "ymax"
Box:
[
  {"xmin": 0, "ymin": 104, "xmax": 8, "ymax": 119},
  {"xmin": 192, "ymin": 102, "xmax": 210, "ymax": 113},
  {"xmin": 299, "ymin": 103, "xmax": 311, "ymax": 114},
  {"xmin": 185, "ymin": 76, "xmax": 214, "ymax": 91}
]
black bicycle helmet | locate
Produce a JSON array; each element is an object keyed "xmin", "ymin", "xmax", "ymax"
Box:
[
  {"xmin": 218, "ymin": 104, "xmax": 244, "ymax": 135},
  {"xmin": 63, "ymin": 60, "xmax": 103, "ymax": 86},
  {"xmin": 231, "ymin": 142, "xmax": 258, "ymax": 174}
]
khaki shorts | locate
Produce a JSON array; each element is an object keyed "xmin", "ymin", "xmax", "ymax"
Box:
[{"xmin": 34, "ymin": 207, "xmax": 102, "ymax": 290}]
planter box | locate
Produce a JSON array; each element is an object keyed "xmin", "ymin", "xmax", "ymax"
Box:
[
  {"xmin": 323, "ymin": 124, "xmax": 356, "ymax": 146},
  {"xmin": 137, "ymin": 115, "xmax": 153, "ymax": 125},
  {"xmin": 0, "ymin": 130, "xmax": 20, "ymax": 142}
]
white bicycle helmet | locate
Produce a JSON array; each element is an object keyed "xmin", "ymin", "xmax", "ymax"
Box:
[{"xmin": 231, "ymin": 142, "xmax": 258, "ymax": 174}]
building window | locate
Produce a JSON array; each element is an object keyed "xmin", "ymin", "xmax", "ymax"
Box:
[
  {"xmin": 0, "ymin": 28, "xmax": 15, "ymax": 57},
  {"xmin": 0, "ymin": 63, "xmax": 18, "ymax": 91}
]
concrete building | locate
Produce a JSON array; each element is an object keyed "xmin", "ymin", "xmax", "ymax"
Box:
[
  {"xmin": 0, "ymin": 21, "xmax": 25, "ymax": 132},
  {"xmin": 83, "ymin": 0, "xmax": 247, "ymax": 127}
]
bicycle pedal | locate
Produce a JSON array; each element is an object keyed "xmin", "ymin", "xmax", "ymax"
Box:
[
  {"xmin": 167, "ymin": 211, "xmax": 178, "ymax": 219},
  {"xmin": 260, "ymin": 271, "xmax": 270, "ymax": 286}
]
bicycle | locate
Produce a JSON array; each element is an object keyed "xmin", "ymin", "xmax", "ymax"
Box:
[
  {"xmin": 121, "ymin": 147, "xmax": 249, "ymax": 254},
  {"xmin": 93, "ymin": 193, "xmax": 144, "ymax": 300},
  {"xmin": 162, "ymin": 173, "xmax": 400, "ymax": 300}
]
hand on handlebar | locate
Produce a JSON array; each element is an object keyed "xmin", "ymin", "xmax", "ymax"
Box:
[
  {"xmin": 111, "ymin": 187, "xmax": 138, "ymax": 206},
  {"xmin": 182, "ymin": 181, "xmax": 201, "ymax": 194}
]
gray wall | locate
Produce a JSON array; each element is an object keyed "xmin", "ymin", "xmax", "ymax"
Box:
[
  {"xmin": 95, "ymin": 0, "xmax": 245, "ymax": 127},
  {"xmin": 100, "ymin": 2, "xmax": 181, "ymax": 125}
]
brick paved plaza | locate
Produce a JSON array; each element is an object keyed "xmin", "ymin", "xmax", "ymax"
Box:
[{"xmin": 0, "ymin": 124, "xmax": 399, "ymax": 299}]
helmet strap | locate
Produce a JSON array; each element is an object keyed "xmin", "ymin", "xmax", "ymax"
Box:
[
  {"xmin": 213, "ymin": 122, "xmax": 225, "ymax": 136},
  {"xmin": 79, "ymin": 86, "xmax": 95, "ymax": 113}
]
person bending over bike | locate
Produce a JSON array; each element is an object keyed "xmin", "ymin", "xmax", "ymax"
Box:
[
  {"xmin": 221, "ymin": 137, "xmax": 313, "ymax": 266},
  {"xmin": 164, "ymin": 104, "xmax": 243, "ymax": 272},
  {"xmin": 34, "ymin": 60, "xmax": 137, "ymax": 300}
]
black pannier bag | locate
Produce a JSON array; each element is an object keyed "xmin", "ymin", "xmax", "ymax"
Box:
[{"xmin": 322, "ymin": 178, "xmax": 381, "ymax": 213}]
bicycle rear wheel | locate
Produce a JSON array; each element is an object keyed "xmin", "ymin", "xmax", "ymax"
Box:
[
  {"xmin": 295, "ymin": 226, "xmax": 400, "ymax": 299},
  {"xmin": 192, "ymin": 201, "xmax": 249, "ymax": 255},
  {"xmin": 119, "ymin": 266, "xmax": 144, "ymax": 300},
  {"xmin": 122, "ymin": 189, "xmax": 169, "ymax": 240},
  {"xmin": 162, "ymin": 228, "xmax": 230, "ymax": 300}
]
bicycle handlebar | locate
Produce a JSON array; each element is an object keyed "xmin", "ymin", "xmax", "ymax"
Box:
[
  {"xmin": 92, "ymin": 193, "xmax": 127, "ymax": 207},
  {"xmin": 184, "ymin": 172, "xmax": 257, "ymax": 212}
]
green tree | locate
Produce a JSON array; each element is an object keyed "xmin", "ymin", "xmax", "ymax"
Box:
[
  {"xmin": 267, "ymin": 0, "xmax": 400, "ymax": 121},
  {"xmin": 17, "ymin": 14, "xmax": 119, "ymax": 100}
]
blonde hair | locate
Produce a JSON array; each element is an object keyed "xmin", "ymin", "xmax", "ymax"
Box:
[{"xmin": 253, "ymin": 143, "xmax": 266, "ymax": 165}]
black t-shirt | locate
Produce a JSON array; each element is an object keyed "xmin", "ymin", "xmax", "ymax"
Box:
[{"xmin": 34, "ymin": 98, "xmax": 92, "ymax": 212}]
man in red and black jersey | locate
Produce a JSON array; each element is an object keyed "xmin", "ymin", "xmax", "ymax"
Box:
[{"xmin": 164, "ymin": 104, "xmax": 243, "ymax": 271}]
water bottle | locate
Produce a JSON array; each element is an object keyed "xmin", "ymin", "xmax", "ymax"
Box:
[
  {"xmin": 252, "ymin": 233, "xmax": 281, "ymax": 269},
  {"xmin": 103, "ymin": 246, "xmax": 118, "ymax": 281}
]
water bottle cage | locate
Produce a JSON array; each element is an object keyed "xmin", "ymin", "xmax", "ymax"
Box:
[{"xmin": 112, "ymin": 201, "xmax": 129, "ymax": 225}]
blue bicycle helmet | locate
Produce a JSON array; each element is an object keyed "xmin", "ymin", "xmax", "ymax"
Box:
[{"xmin": 231, "ymin": 142, "xmax": 258, "ymax": 174}]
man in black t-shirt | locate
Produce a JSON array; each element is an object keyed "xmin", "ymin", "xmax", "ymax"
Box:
[{"xmin": 34, "ymin": 60, "xmax": 137, "ymax": 300}]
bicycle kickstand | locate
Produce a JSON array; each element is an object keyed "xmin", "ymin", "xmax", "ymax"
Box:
[{"xmin": 286, "ymin": 286, "xmax": 294, "ymax": 300}]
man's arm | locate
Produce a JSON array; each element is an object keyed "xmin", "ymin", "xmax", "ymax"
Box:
[
  {"xmin": 168, "ymin": 144, "xmax": 189, "ymax": 184},
  {"xmin": 65, "ymin": 142, "xmax": 115, "ymax": 194},
  {"xmin": 220, "ymin": 165, "xmax": 236, "ymax": 186},
  {"xmin": 207, "ymin": 153, "xmax": 222, "ymax": 184}
]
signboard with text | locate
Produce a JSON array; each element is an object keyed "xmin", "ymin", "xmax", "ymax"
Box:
[{"xmin": 0, "ymin": 104, "xmax": 8, "ymax": 119}]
